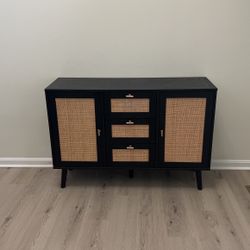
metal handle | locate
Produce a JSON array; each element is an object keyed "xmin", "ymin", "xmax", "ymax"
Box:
[
  {"xmin": 126, "ymin": 120, "xmax": 134, "ymax": 125},
  {"xmin": 125, "ymin": 93, "xmax": 134, "ymax": 98},
  {"xmin": 160, "ymin": 129, "xmax": 164, "ymax": 137},
  {"xmin": 97, "ymin": 129, "xmax": 101, "ymax": 137},
  {"xmin": 126, "ymin": 145, "xmax": 134, "ymax": 150}
]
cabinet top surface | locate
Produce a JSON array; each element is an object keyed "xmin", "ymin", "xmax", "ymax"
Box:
[{"xmin": 46, "ymin": 77, "xmax": 217, "ymax": 91}]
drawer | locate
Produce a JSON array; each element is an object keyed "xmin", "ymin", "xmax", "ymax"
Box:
[
  {"xmin": 112, "ymin": 124, "xmax": 149, "ymax": 138},
  {"xmin": 105, "ymin": 91, "xmax": 155, "ymax": 118},
  {"xmin": 107, "ymin": 118, "xmax": 155, "ymax": 145},
  {"xmin": 108, "ymin": 143, "xmax": 154, "ymax": 165},
  {"xmin": 110, "ymin": 118, "xmax": 151, "ymax": 139},
  {"xmin": 112, "ymin": 148, "xmax": 149, "ymax": 162},
  {"xmin": 111, "ymin": 98, "xmax": 149, "ymax": 113}
]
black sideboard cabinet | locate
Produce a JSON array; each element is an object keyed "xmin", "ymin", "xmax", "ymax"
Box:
[{"xmin": 45, "ymin": 77, "xmax": 217, "ymax": 190}]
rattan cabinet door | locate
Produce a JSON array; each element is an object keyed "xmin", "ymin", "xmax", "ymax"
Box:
[
  {"xmin": 55, "ymin": 98, "xmax": 99, "ymax": 163},
  {"xmin": 161, "ymin": 97, "xmax": 207, "ymax": 164}
]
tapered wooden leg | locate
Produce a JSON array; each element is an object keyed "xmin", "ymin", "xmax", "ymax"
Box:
[
  {"xmin": 129, "ymin": 169, "xmax": 134, "ymax": 179},
  {"xmin": 196, "ymin": 170, "xmax": 202, "ymax": 190},
  {"xmin": 61, "ymin": 169, "xmax": 67, "ymax": 188}
]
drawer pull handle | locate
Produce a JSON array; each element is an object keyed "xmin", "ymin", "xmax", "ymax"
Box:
[
  {"xmin": 125, "ymin": 93, "xmax": 134, "ymax": 98},
  {"xmin": 126, "ymin": 145, "xmax": 134, "ymax": 150},
  {"xmin": 126, "ymin": 120, "xmax": 134, "ymax": 125}
]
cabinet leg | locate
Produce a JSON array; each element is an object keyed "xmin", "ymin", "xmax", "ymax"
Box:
[
  {"xmin": 196, "ymin": 170, "xmax": 202, "ymax": 190},
  {"xmin": 61, "ymin": 169, "xmax": 67, "ymax": 188},
  {"xmin": 129, "ymin": 169, "xmax": 134, "ymax": 179}
]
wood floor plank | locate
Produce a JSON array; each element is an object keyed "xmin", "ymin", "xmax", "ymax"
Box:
[
  {"xmin": 199, "ymin": 172, "xmax": 246, "ymax": 250},
  {"xmin": 0, "ymin": 168, "xmax": 249, "ymax": 250}
]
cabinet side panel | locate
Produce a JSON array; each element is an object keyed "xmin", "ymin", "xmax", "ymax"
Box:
[
  {"xmin": 165, "ymin": 98, "xmax": 206, "ymax": 163},
  {"xmin": 55, "ymin": 98, "xmax": 97, "ymax": 162}
]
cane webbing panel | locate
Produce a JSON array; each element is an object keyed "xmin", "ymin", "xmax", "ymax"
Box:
[
  {"xmin": 112, "ymin": 125, "xmax": 149, "ymax": 138},
  {"xmin": 112, "ymin": 149, "xmax": 149, "ymax": 162},
  {"xmin": 111, "ymin": 99, "xmax": 149, "ymax": 112},
  {"xmin": 164, "ymin": 98, "xmax": 206, "ymax": 163},
  {"xmin": 56, "ymin": 98, "xmax": 98, "ymax": 162}
]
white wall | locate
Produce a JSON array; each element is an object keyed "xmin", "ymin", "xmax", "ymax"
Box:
[{"xmin": 0, "ymin": 0, "xmax": 249, "ymax": 160}]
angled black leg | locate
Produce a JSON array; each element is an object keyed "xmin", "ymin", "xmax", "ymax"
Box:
[
  {"xmin": 196, "ymin": 170, "xmax": 202, "ymax": 190},
  {"xmin": 129, "ymin": 169, "xmax": 134, "ymax": 179},
  {"xmin": 61, "ymin": 169, "xmax": 67, "ymax": 188}
]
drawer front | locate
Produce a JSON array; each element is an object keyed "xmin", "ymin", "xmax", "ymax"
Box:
[
  {"xmin": 107, "ymin": 143, "xmax": 154, "ymax": 166},
  {"xmin": 105, "ymin": 91, "xmax": 155, "ymax": 118},
  {"xmin": 109, "ymin": 118, "xmax": 152, "ymax": 139},
  {"xmin": 111, "ymin": 98, "xmax": 149, "ymax": 113},
  {"xmin": 112, "ymin": 148, "xmax": 149, "ymax": 162},
  {"xmin": 107, "ymin": 118, "xmax": 155, "ymax": 145},
  {"xmin": 112, "ymin": 124, "xmax": 149, "ymax": 138}
]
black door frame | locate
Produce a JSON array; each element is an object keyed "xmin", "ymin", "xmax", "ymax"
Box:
[
  {"xmin": 157, "ymin": 90, "xmax": 217, "ymax": 170},
  {"xmin": 103, "ymin": 90, "xmax": 157, "ymax": 167},
  {"xmin": 45, "ymin": 90, "xmax": 105, "ymax": 168}
]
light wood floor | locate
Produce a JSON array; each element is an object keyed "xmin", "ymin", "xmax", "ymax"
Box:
[{"xmin": 0, "ymin": 168, "xmax": 249, "ymax": 250}]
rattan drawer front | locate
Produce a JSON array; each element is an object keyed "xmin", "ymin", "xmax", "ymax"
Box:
[
  {"xmin": 112, "ymin": 124, "xmax": 149, "ymax": 138},
  {"xmin": 112, "ymin": 148, "xmax": 149, "ymax": 162},
  {"xmin": 111, "ymin": 99, "xmax": 150, "ymax": 112},
  {"xmin": 164, "ymin": 98, "xmax": 206, "ymax": 163},
  {"xmin": 56, "ymin": 98, "xmax": 98, "ymax": 162}
]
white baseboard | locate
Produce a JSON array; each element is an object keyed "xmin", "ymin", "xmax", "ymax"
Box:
[
  {"xmin": 211, "ymin": 160, "xmax": 250, "ymax": 170},
  {"xmin": 0, "ymin": 158, "xmax": 249, "ymax": 170},
  {"xmin": 0, "ymin": 158, "xmax": 52, "ymax": 168}
]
